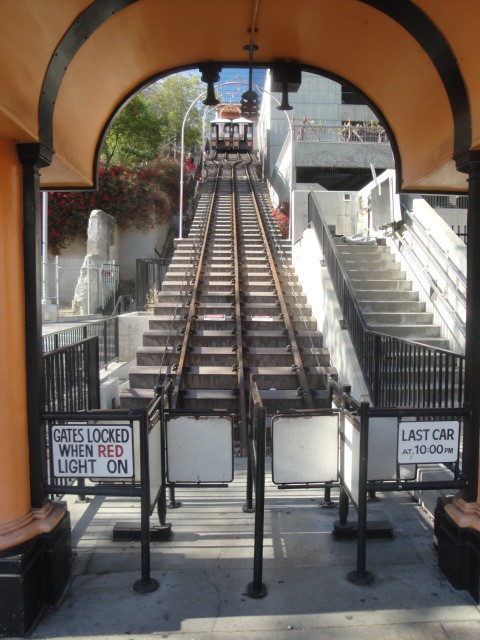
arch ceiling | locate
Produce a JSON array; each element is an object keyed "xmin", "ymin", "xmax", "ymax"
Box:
[{"xmin": 1, "ymin": 0, "xmax": 479, "ymax": 192}]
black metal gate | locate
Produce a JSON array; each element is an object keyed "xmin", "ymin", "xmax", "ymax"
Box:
[{"xmin": 136, "ymin": 258, "xmax": 169, "ymax": 310}]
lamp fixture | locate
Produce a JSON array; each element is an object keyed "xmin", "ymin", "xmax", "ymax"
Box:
[
  {"xmin": 199, "ymin": 62, "xmax": 222, "ymax": 106},
  {"xmin": 277, "ymin": 83, "xmax": 293, "ymax": 111},
  {"xmin": 241, "ymin": 36, "xmax": 259, "ymax": 117},
  {"xmin": 271, "ymin": 61, "xmax": 301, "ymax": 112}
]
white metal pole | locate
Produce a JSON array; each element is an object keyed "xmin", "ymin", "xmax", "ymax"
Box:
[
  {"xmin": 86, "ymin": 256, "xmax": 90, "ymax": 315},
  {"xmin": 41, "ymin": 191, "xmax": 48, "ymax": 303},
  {"xmin": 289, "ymin": 118, "xmax": 294, "ymax": 241},
  {"xmin": 179, "ymin": 92, "xmax": 206, "ymax": 240},
  {"xmin": 55, "ymin": 255, "xmax": 59, "ymax": 307}
]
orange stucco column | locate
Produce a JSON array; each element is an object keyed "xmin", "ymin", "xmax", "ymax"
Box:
[
  {"xmin": 0, "ymin": 138, "xmax": 64, "ymax": 551},
  {"xmin": 0, "ymin": 138, "xmax": 32, "ymax": 544}
]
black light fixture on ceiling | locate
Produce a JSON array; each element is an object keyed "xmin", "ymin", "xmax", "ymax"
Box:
[
  {"xmin": 199, "ymin": 62, "xmax": 222, "ymax": 106},
  {"xmin": 241, "ymin": 0, "xmax": 261, "ymax": 118},
  {"xmin": 271, "ymin": 61, "xmax": 302, "ymax": 111},
  {"xmin": 241, "ymin": 35, "xmax": 259, "ymax": 118}
]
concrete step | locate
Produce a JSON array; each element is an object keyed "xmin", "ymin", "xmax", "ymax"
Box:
[
  {"xmin": 335, "ymin": 244, "xmax": 389, "ymax": 253},
  {"xmin": 119, "ymin": 387, "xmax": 155, "ymax": 410},
  {"xmin": 363, "ymin": 311, "xmax": 434, "ymax": 325},
  {"xmin": 347, "ymin": 269, "xmax": 406, "ymax": 280},
  {"xmin": 355, "ymin": 289, "xmax": 419, "ymax": 301},
  {"xmin": 369, "ymin": 323, "xmax": 442, "ymax": 339},
  {"xmin": 344, "ymin": 259, "xmax": 399, "ymax": 272},
  {"xmin": 248, "ymin": 366, "xmax": 336, "ymax": 390},
  {"xmin": 258, "ymin": 389, "xmax": 330, "ymax": 412},
  {"xmin": 179, "ymin": 389, "xmax": 239, "ymax": 412},
  {"xmin": 359, "ymin": 300, "xmax": 426, "ymax": 312},
  {"xmin": 351, "ymin": 279, "xmax": 413, "ymax": 291},
  {"xmin": 243, "ymin": 330, "xmax": 324, "ymax": 349},
  {"xmin": 143, "ymin": 329, "xmax": 236, "ymax": 348}
]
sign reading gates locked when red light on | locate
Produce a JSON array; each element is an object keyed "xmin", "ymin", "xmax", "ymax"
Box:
[{"xmin": 50, "ymin": 424, "xmax": 134, "ymax": 478}]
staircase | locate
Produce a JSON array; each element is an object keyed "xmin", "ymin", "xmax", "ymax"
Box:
[
  {"xmin": 120, "ymin": 164, "xmax": 335, "ymax": 416},
  {"xmin": 335, "ymin": 240, "xmax": 450, "ymax": 350}
]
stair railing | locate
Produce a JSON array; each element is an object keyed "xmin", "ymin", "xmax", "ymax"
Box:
[
  {"xmin": 307, "ymin": 193, "xmax": 465, "ymax": 407},
  {"xmin": 392, "ymin": 208, "xmax": 466, "ymax": 346}
]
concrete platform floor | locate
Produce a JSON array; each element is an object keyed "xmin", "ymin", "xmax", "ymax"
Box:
[{"xmin": 31, "ymin": 459, "xmax": 480, "ymax": 640}]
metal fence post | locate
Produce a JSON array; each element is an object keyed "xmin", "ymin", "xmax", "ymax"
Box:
[
  {"xmin": 244, "ymin": 388, "xmax": 255, "ymax": 513},
  {"xmin": 134, "ymin": 412, "xmax": 160, "ymax": 593},
  {"xmin": 348, "ymin": 401, "xmax": 374, "ymax": 585},
  {"xmin": 373, "ymin": 333, "xmax": 381, "ymax": 405},
  {"xmin": 248, "ymin": 404, "xmax": 267, "ymax": 598},
  {"xmin": 87, "ymin": 336, "xmax": 100, "ymax": 410}
]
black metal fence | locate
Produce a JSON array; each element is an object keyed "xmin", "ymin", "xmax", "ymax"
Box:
[
  {"xmin": 329, "ymin": 379, "xmax": 466, "ymax": 585},
  {"xmin": 136, "ymin": 258, "xmax": 169, "ymax": 310},
  {"xmin": 307, "ymin": 193, "xmax": 465, "ymax": 407},
  {"xmin": 42, "ymin": 317, "xmax": 119, "ymax": 369},
  {"xmin": 44, "ymin": 337, "xmax": 100, "ymax": 412}
]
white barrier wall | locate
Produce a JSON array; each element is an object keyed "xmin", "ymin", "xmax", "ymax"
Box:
[{"xmin": 292, "ymin": 225, "xmax": 370, "ymax": 403}]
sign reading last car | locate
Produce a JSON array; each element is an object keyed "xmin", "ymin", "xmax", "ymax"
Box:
[{"xmin": 397, "ymin": 420, "xmax": 459, "ymax": 464}]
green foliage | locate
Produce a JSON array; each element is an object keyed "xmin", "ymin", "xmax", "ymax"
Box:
[
  {"xmin": 144, "ymin": 74, "xmax": 204, "ymax": 152},
  {"xmin": 100, "ymin": 73, "xmax": 204, "ymax": 168},
  {"xmin": 50, "ymin": 73, "xmax": 204, "ymax": 254},
  {"xmin": 48, "ymin": 158, "xmax": 180, "ymax": 254},
  {"xmin": 101, "ymin": 95, "xmax": 166, "ymax": 168}
]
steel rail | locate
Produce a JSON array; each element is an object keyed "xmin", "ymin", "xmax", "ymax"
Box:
[
  {"xmin": 172, "ymin": 162, "xmax": 222, "ymax": 408},
  {"xmin": 230, "ymin": 155, "xmax": 249, "ymax": 454},
  {"xmin": 155, "ymin": 174, "xmax": 216, "ymax": 386},
  {"xmin": 242, "ymin": 155, "xmax": 315, "ymax": 408},
  {"xmin": 251, "ymin": 178, "xmax": 331, "ymax": 390}
]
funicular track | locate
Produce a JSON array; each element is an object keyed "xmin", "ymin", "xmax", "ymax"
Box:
[{"xmin": 121, "ymin": 154, "xmax": 336, "ymax": 451}]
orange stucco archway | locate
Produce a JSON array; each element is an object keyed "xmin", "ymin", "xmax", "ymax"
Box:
[{"xmin": 2, "ymin": 1, "xmax": 480, "ymax": 631}]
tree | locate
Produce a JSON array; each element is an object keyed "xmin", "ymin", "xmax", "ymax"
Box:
[
  {"xmin": 144, "ymin": 73, "xmax": 204, "ymax": 153},
  {"xmin": 100, "ymin": 72, "xmax": 205, "ymax": 167},
  {"xmin": 101, "ymin": 94, "xmax": 166, "ymax": 168}
]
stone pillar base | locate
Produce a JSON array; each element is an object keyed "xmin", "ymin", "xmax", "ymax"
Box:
[
  {"xmin": 435, "ymin": 496, "xmax": 480, "ymax": 602},
  {"xmin": 0, "ymin": 508, "xmax": 71, "ymax": 636}
]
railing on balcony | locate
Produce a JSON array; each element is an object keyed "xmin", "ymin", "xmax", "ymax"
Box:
[
  {"xmin": 307, "ymin": 193, "xmax": 465, "ymax": 407},
  {"xmin": 422, "ymin": 194, "xmax": 469, "ymax": 210},
  {"xmin": 293, "ymin": 121, "xmax": 389, "ymax": 144}
]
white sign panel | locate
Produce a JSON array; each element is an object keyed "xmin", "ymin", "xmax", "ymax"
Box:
[
  {"xmin": 149, "ymin": 419, "xmax": 163, "ymax": 510},
  {"xmin": 397, "ymin": 421, "xmax": 460, "ymax": 464},
  {"xmin": 252, "ymin": 315, "xmax": 274, "ymax": 322},
  {"xmin": 272, "ymin": 414, "xmax": 338, "ymax": 484},
  {"xmin": 368, "ymin": 417, "xmax": 415, "ymax": 481},
  {"xmin": 204, "ymin": 314, "xmax": 225, "ymax": 321},
  {"xmin": 167, "ymin": 416, "xmax": 233, "ymax": 483},
  {"xmin": 341, "ymin": 414, "xmax": 359, "ymax": 506},
  {"xmin": 51, "ymin": 424, "xmax": 134, "ymax": 478}
]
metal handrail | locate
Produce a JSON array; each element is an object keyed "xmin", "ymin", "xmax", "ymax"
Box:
[
  {"xmin": 392, "ymin": 222, "xmax": 466, "ymax": 340},
  {"xmin": 308, "ymin": 193, "xmax": 465, "ymax": 407},
  {"xmin": 398, "ymin": 212, "xmax": 467, "ymax": 302},
  {"xmin": 110, "ymin": 294, "xmax": 135, "ymax": 317}
]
